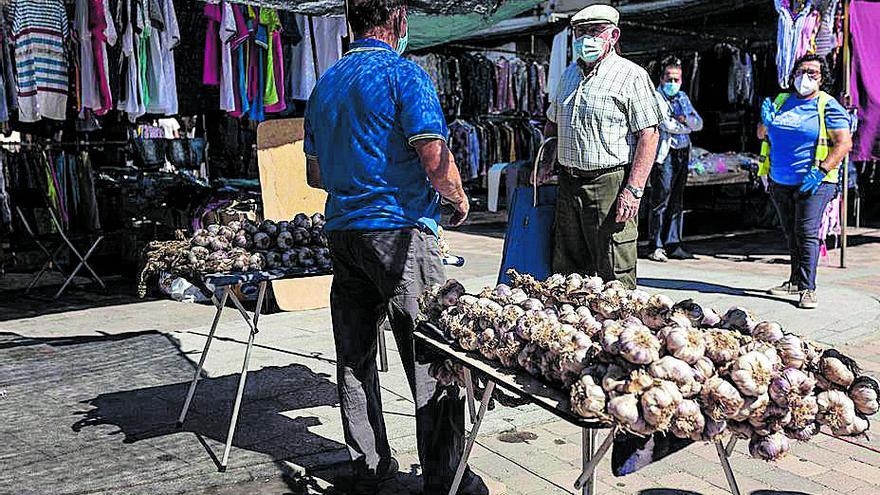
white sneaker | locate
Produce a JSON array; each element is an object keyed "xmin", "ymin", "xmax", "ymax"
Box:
[{"xmin": 648, "ymin": 248, "xmax": 668, "ymax": 262}]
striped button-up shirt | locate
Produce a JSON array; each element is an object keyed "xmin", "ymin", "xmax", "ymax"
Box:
[{"xmin": 547, "ymin": 53, "xmax": 663, "ymax": 172}]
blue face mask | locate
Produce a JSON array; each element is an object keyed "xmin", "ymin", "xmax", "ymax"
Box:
[
  {"xmin": 662, "ymin": 82, "xmax": 681, "ymax": 97},
  {"xmin": 396, "ymin": 27, "xmax": 408, "ymax": 55},
  {"xmin": 572, "ymin": 35, "xmax": 607, "ymax": 63}
]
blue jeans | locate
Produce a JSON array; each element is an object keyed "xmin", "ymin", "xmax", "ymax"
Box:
[
  {"xmin": 649, "ymin": 147, "xmax": 689, "ymax": 250},
  {"xmin": 769, "ymin": 180, "xmax": 838, "ymax": 291}
]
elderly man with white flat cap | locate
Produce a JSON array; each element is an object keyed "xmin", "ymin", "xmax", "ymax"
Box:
[{"xmin": 546, "ymin": 4, "xmax": 662, "ymax": 289}]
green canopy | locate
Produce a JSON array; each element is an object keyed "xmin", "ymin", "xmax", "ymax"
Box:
[{"xmin": 408, "ymin": 0, "xmax": 544, "ymax": 51}]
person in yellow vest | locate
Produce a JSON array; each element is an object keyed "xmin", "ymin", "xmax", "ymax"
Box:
[{"xmin": 757, "ymin": 54, "xmax": 852, "ymax": 309}]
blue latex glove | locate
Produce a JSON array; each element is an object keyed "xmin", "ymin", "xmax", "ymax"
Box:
[
  {"xmin": 799, "ymin": 168, "xmax": 826, "ymax": 195},
  {"xmin": 761, "ymin": 98, "xmax": 777, "ymax": 126}
]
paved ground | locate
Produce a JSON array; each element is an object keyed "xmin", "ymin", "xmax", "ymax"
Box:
[{"xmin": 1, "ymin": 226, "xmax": 879, "ymax": 495}]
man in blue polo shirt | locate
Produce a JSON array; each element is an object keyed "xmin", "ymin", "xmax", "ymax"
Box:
[{"xmin": 304, "ymin": 1, "xmax": 495, "ymax": 494}]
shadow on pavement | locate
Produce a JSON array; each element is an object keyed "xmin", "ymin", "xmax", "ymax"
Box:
[
  {"xmin": 0, "ymin": 329, "xmax": 416, "ymax": 494},
  {"xmin": 638, "ymin": 278, "xmax": 797, "ymax": 306},
  {"xmin": 640, "ymin": 491, "xmax": 815, "ymax": 495}
]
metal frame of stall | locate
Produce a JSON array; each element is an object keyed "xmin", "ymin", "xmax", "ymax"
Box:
[{"xmin": 414, "ymin": 326, "xmax": 744, "ymax": 495}]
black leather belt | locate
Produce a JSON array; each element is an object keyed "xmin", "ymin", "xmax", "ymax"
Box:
[{"xmin": 561, "ymin": 165, "xmax": 626, "ymax": 180}]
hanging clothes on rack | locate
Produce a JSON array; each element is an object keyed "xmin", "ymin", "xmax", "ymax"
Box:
[
  {"xmin": 12, "ymin": 0, "xmax": 71, "ymax": 122},
  {"xmin": 287, "ymin": 15, "xmax": 346, "ymax": 101},
  {"xmin": 850, "ymin": 0, "xmax": 880, "ymax": 161},
  {"xmin": 75, "ymin": 0, "xmax": 117, "ymax": 118},
  {"xmin": 774, "ymin": 0, "xmax": 821, "ymax": 88},
  {"xmin": 547, "ymin": 27, "xmax": 570, "ymax": 101}
]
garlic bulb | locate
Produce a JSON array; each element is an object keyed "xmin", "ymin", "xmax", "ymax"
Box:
[
  {"xmin": 439, "ymin": 280, "xmax": 467, "ymax": 307},
  {"xmin": 640, "ymin": 294, "xmax": 674, "ymax": 330},
  {"xmin": 570, "ymin": 374, "xmax": 607, "ymax": 419},
  {"xmin": 749, "ymin": 432, "xmax": 790, "ymax": 461},
  {"xmin": 720, "ymin": 306, "xmax": 757, "ymax": 334},
  {"xmin": 776, "ymin": 335, "xmax": 806, "ymax": 369},
  {"xmin": 458, "ymin": 327, "xmax": 479, "ymax": 352},
  {"xmin": 702, "ymin": 377, "xmax": 745, "ymax": 420},
  {"xmin": 728, "ymin": 420, "xmax": 755, "ymax": 439},
  {"xmin": 671, "ymin": 299, "xmax": 713, "ymax": 328},
  {"xmin": 787, "ymin": 395, "xmax": 819, "ymax": 430},
  {"xmin": 701, "ymin": 416, "xmax": 728, "ymax": 441},
  {"xmin": 618, "ymin": 321, "xmax": 662, "ymax": 365},
  {"xmin": 850, "ymin": 376, "xmax": 880, "ymax": 416},
  {"xmin": 641, "ymin": 381, "xmax": 683, "ymax": 429},
  {"xmin": 601, "ymin": 363, "xmax": 630, "ymax": 396},
  {"xmin": 785, "ymin": 422, "xmax": 819, "ymax": 442},
  {"xmin": 600, "ymin": 320, "xmax": 625, "ymax": 355},
  {"xmin": 477, "ymin": 327, "xmax": 500, "ymax": 360},
  {"xmin": 670, "ymin": 399, "xmax": 706, "ymax": 441},
  {"xmin": 752, "ymin": 321, "xmax": 784, "ymax": 344},
  {"xmin": 496, "ymin": 332, "xmax": 525, "ymax": 369},
  {"xmin": 495, "ymin": 305, "xmax": 526, "ymax": 333},
  {"xmin": 608, "ymin": 394, "xmax": 641, "ymax": 429},
  {"xmin": 592, "ymin": 286, "xmax": 627, "ymax": 320},
  {"xmin": 820, "ymin": 351, "xmax": 857, "ymax": 388},
  {"xmin": 769, "ymin": 368, "xmax": 816, "ymax": 407},
  {"xmin": 649, "ymin": 356, "xmax": 701, "ymax": 398},
  {"xmin": 733, "ymin": 393, "xmax": 769, "ymax": 423},
  {"xmin": 624, "ymin": 370, "xmax": 656, "ymax": 396},
  {"xmin": 730, "ymin": 351, "xmax": 775, "ymax": 397},
  {"xmin": 659, "ymin": 325, "xmax": 706, "ymax": 364},
  {"xmin": 517, "ymin": 343, "xmax": 542, "ymax": 376},
  {"xmin": 692, "ymin": 356, "xmax": 716, "ymax": 384},
  {"xmin": 704, "ymin": 330, "xmax": 741, "ymax": 365},
  {"xmin": 817, "ymin": 390, "xmax": 858, "ymax": 435}
]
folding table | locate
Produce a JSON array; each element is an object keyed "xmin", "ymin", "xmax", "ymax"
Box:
[
  {"xmin": 414, "ymin": 323, "xmax": 744, "ymax": 495},
  {"xmin": 15, "ymin": 206, "xmax": 105, "ymax": 298},
  {"xmin": 175, "ymin": 266, "xmax": 331, "ymax": 471},
  {"xmin": 177, "ymin": 256, "xmax": 465, "ymax": 471}
]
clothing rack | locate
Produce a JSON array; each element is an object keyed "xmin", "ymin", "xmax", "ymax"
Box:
[{"xmin": 0, "ymin": 140, "xmax": 129, "ymax": 149}]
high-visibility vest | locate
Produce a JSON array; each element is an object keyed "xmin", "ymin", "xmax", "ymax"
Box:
[{"xmin": 758, "ymin": 91, "xmax": 837, "ymax": 184}]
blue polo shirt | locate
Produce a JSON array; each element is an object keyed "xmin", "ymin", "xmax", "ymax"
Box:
[
  {"xmin": 304, "ymin": 38, "xmax": 448, "ymax": 235},
  {"xmin": 767, "ymin": 94, "xmax": 850, "ymax": 186}
]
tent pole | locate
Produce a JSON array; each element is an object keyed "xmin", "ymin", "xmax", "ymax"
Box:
[{"xmin": 840, "ymin": 0, "xmax": 852, "ymax": 269}]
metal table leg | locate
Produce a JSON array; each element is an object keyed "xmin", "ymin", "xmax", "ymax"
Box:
[
  {"xmin": 178, "ymin": 288, "xmax": 230, "ymax": 427},
  {"xmin": 378, "ymin": 319, "xmax": 389, "ymax": 372},
  {"xmin": 463, "ymin": 368, "xmax": 477, "ymax": 424},
  {"xmin": 575, "ymin": 427, "xmax": 615, "ymax": 494},
  {"xmin": 448, "ymin": 380, "xmax": 496, "ymax": 495},
  {"xmin": 715, "ymin": 439, "xmax": 742, "ymax": 495},
  {"xmin": 219, "ymin": 281, "xmax": 268, "ymax": 471}
]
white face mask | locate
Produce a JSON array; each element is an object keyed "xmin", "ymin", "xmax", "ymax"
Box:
[{"xmin": 794, "ymin": 74, "xmax": 820, "ymax": 97}]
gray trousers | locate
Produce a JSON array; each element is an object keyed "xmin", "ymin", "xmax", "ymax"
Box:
[{"xmin": 328, "ymin": 229, "xmax": 467, "ymax": 493}]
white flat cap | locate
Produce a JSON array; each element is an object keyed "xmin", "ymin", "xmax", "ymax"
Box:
[{"xmin": 571, "ymin": 4, "xmax": 620, "ymax": 26}]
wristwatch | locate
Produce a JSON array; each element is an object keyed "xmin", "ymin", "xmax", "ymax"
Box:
[{"xmin": 625, "ymin": 184, "xmax": 644, "ymax": 199}]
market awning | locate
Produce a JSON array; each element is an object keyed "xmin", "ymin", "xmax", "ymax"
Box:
[
  {"xmin": 409, "ymin": 0, "xmax": 544, "ymax": 50},
  {"xmin": 221, "ymin": 0, "xmax": 518, "ymax": 16}
]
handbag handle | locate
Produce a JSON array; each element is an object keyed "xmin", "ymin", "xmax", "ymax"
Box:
[{"xmin": 531, "ymin": 137, "xmax": 558, "ymax": 207}]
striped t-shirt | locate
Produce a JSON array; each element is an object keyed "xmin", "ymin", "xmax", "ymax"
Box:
[{"xmin": 12, "ymin": 0, "xmax": 70, "ymax": 122}]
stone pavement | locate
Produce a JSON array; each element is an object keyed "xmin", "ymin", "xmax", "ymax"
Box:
[{"xmin": 0, "ymin": 226, "xmax": 878, "ymax": 495}]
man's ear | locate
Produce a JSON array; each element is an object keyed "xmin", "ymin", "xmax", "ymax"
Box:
[{"xmin": 609, "ymin": 27, "xmax": 622, "ymax": 45}]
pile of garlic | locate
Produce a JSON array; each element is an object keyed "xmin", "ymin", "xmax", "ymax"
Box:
[{"xmin": 419, "ymin": 270, "xmax": 879, "ymax": 461}]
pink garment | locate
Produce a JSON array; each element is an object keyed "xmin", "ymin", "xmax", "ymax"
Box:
[
  {"xmin": 264, "ymin": 30, "xmax": 286, "ymax": 113},
  {"xmin": 850, "ymin": 0, "xmax": 880, "ymax": 161},
  {"xmin": 203, "ymin": 4, "xmax": 223, "ymax": 86},
  {"xmin": 796, "ymin": 10, "xmax": 820, "ymax": 60},
  {"xmin": 89, "ymin": 0, "xmax": 112, "ymax": 115},
  {"xmin": 818, "ymin": 194, "xmax": 841, "ymax": 263}
]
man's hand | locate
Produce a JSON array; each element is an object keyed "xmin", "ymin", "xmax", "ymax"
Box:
[
  {"xmin": 615, "ymin": 188, "xmax": 640, "ymax": 223},
  {"xmin": 449, "ymin": 197, "xmax": 470, "ymax": 227}
]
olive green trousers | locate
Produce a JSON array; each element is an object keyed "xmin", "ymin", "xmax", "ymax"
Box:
[{"xmin": 552, "ymin": 167, "xmax": 638, "ymax": 289}]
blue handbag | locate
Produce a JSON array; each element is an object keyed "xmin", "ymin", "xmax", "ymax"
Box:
[{"xmin": 497, "ymin": 138, "xmax": 558, "ymax": 285}]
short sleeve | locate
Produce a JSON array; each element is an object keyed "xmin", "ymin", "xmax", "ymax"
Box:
[
  {"xmin": 546, "ymin": 80, "xmax": 561, "ymax": 123},
  {"xmin": 303, "ymin": 100, "xmax": 317, "ymax": 158},
  {"xmin": 626, "ymin": 69, "xmax": 663, "ymax": 133},
  {"xmin": 396, "ymin": 62, "xmax": 448, "ymax": 145},
  {"xmin": 825, "ymin": 98, "xmax": 851, "ymax": 130}
]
